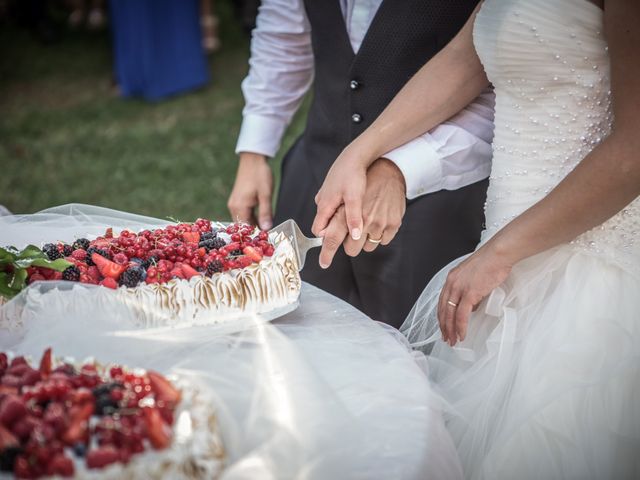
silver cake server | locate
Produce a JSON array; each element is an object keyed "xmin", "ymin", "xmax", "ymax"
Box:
[{"xmin": 270, "ymin": 219, "xmax": 323, "ymax": 270}]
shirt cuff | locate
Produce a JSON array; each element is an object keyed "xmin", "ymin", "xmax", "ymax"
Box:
[
  {"xmin": 384, "ymin": 137, "xmax": 443, "ymax": 200},
  {"xmin": 235, "ymin": 114, "xmax": 289, "ymax": 158}
]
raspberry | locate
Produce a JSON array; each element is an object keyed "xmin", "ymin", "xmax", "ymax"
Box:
[
  {"xmin": 71, "ymin": 249, "xmax": 87, "ymax": 261},
  {"xmin": 113, "ymin": 253, "xmax": 129, "ymax": 265}
]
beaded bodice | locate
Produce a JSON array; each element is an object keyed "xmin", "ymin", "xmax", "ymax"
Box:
[{"xmin": 473, "ymin": 0, "xmax": 639, "ymax": 268}]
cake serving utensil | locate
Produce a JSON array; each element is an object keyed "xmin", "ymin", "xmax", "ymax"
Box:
[{"xmin": 270, "ymin": 219, "xmax": 323, "ymax": 271}]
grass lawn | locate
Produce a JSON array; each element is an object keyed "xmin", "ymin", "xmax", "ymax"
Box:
[{"xmin": 0, "ymin": 1, "xmax": 308, "ymax": 221}]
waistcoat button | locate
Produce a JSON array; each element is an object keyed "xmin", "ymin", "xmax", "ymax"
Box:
[
  {"xmin": 351, "ymin": 113, "xmax": 362, "ymax": 123},
  {"xmin": 350, "ymin": 80, "xmax": 360, "ymax": 90}
]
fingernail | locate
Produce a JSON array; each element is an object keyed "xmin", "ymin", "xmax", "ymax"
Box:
[
  {"xmin": 351, "ymin": 228, "xmax": 361, "ymax": 240},
  {"xmin": 261, "ymin": 220, "xmax": 272, "ymax": 230},
  {"xmin": 319, "ymin": 261, "xmax": 329, "ymax": 269}
]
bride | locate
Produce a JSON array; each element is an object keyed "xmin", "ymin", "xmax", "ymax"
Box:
[{"xmin": 312, "ymin": 0, "xmax": 639, "ymax": 478}]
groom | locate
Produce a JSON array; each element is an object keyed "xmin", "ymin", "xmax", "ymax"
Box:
[{"xmin": 228, "ymin": 0, "xmax": 494, "ymax": 328}]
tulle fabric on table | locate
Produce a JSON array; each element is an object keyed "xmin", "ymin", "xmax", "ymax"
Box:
[{"xmin": 0, "ymin": 204, "xmax": 462, "ymax": 480}]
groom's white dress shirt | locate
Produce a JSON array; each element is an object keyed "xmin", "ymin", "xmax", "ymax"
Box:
[{"xmin": 235, "ymin": 0, "xmax": 495, "ymax": 199}]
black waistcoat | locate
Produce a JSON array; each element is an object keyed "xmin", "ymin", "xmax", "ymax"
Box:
[{"xmin": 296, "ymin": 0, "xmax": 479, "ymax": 183}]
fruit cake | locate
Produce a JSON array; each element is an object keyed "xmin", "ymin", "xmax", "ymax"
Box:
[
  {"xmin": 0, "ymin": 348, "xmax": 225, "ymax": 479},
  {"xmin": 0, "ymin": 220, "xmax": 301, "ymax": 326}
]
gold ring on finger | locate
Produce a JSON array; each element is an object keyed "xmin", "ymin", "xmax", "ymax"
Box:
[
  {"xmin": 366, "ymin": 235, "xmax": 383, "ymax": 244},
  {"xmin": 447, "ymin": 300, "xmax": 458, "ymax": 308}
]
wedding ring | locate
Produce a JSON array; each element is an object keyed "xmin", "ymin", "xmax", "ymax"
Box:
[
  {"xmin": 447, "ymin": 300, "xmax": 458, "ymax": 308},
  {"xmin": 367, "ymin": 235, "xmax": 383, "ymax": 244}
]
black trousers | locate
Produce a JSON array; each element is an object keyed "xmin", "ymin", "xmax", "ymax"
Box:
[{"xmin": 274, "ymin": 142, "xmax": 488, "ymax": 330}]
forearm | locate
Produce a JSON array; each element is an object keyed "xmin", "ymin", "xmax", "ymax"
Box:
[
  {"xmin": 489, "ymin": 134, "xmax": 640, "ymax": 265},
  {"xmin": 353, "ymin": 4, "xmax": 488, "ymax": 163},
  {"xmin": 236, "ymin": 0, "xmax": 313, "ymax": 157}
]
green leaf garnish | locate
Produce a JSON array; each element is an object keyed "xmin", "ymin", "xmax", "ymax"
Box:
[{"xmin": 0, "ymin": 245, "xmax": 73, "ymax": 300}]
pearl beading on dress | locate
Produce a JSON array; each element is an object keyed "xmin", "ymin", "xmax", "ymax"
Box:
[{"xmin": 475, "ymin": 0, "xmax": 639, "ymax": 268}]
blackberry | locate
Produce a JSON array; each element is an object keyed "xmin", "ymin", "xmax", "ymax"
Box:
[
  {"xmin": 72, "ymin": 443, "xmax": 87, "ymax": 458},
  {"xmin": 200, "ymin": 231, "xmax": 216, "ymax": 242},
  {"xmin": 61, "ymin": 244, "xmax": 74, "ymax": 257},
  {"xmin": 72, "ymin": 238, "xmax": 90, "ymax": 251},
  {"xmin": 141, "ymin": 255, "xmax": 159, "ymax": 269},
  {"xmin": 92, "ymin": 382, "xmax": 124, "ymax": 397},
  {"xmin": 206, "ymin": 260, "xmax": 224, "ymax": 276},
  {"xmin": 86, "ymin": 247, "xmax": 111, "ymax": 266},
  {"xmin": 62, "ymin": 265, "xmax": 81, "ymax": 281},
  {"xmin": 0, "ymin": 446, "xmax": 22, "ymax": 471},
  {"xmin": 95, "ymin": 394, "xmax": 118, "ymax": 415},
  {"xmin": 118, "ymin": 266, "xmax": 145, "ymax": 288},
  {"xmin": 42, "ymin": 243, "xmax": 62, "ymax": 261},
  {"xmin": 229, "ymin": 249, "xmax": 243, "ymax": 257},
  {"xmin": 198, "ymin": 237, "xmax": 226, "ymax": 252}
]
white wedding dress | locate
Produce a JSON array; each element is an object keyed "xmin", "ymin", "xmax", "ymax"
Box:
[{"xmin": 401, "ymin": 0, "xmax": 640, "ymax": 478}]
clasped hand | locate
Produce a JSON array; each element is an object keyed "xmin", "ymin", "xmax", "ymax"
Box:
[
  {"xmin": 313, "ymin": 147, "xmax": 514, "ymax": 346},
  {"xmin": 312, "ymin": 158, "xmax": 406, "ymax": 269}
]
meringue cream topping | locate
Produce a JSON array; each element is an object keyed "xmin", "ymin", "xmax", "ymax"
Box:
[{"xmin": 115, "ymin": 233, "xmax": 301, "ymax": 327}]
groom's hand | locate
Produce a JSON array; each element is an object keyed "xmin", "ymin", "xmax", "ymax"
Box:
[
  {"xmin": 227, "ymin": 152, "xmax": 274, "ymax": 230},
  {"xmin": 319, "ymin": 158, "xmax": 406, "ymax": 268}
]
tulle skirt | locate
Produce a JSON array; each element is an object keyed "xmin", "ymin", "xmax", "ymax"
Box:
[{"xmin": 401, "ymin": 245, "xmax": 640, "ymax": 480}]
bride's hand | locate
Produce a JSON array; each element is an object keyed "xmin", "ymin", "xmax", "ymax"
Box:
[
  {"xmin": 438, "ymin": 241, "xmax": 514, "ymax": 346},
  {"xmin": 312, "ymin": 146, "xmax": 372, "ymax": 240}
]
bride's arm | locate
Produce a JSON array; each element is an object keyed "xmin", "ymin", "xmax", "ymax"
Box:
[
  {"xmin": 440, "ymin": 0, "xmax": 640, "ymax": 346},
  {"xmin": 312, "ymin": 3, "xmax": 488, "ymax": 238},
  {"xmin": 353, "ymin": 4, "xmax": 489, "ymax": 161}
]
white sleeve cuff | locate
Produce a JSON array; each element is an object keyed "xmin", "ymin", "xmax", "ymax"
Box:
[
  {"xmin": 235, "ymin": 114, "xmax": 289, "ymax": 158},
  {"xmin": 384, "ymin": 137, "xmax": 443, "ymax": 200}
]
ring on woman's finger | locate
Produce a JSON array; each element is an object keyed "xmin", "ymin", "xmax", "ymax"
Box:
[
  {"xmin": 447, "ymin": 300, "xmax": 458, "ymax": 308},
  {"xmin": 366, "ymin": 235, "xmax": 383, "ymax": 244}
]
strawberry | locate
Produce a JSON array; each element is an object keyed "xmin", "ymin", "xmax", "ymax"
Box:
[
  {"xmin": 142, "ymin": 406, "xmax": 171, "ymax": 449},
  {"xmin": 99, "ymin": 277, "xmax": 118, "ymax": 290},
  {"xmin": 28, "ymin": 273, "xmax": 46, "ymax": 283},
  {"xmin": 39, "ymin": 348, "xmax": 52, "ymax": 377},
  {"xmin": 169, "ymin": 268, "xmax": 185, "ymax": 279},
  {"xmin": 147, "ymin": 371, "xmax": 181, "ymax": 404},
  {"xmin": 197, "ymin": 247, "xmax": 206, "ymax": 258},
  {"xmin": 91, "ymin": 253, "xmax": 125, "ymax": 280},
  {"xmin": 61, "ymin": 402, "xmax": 94, "ymax": 445},
  {"xmin": 86, "ymin": 446, "xmax": 120, "ymax": 469},
  {"xmin": 235, "ymin": 256, "xmax": 253, "ymax": 268},
  {"xmin": 180, "ymin": 264, "xmax": 200, "ymax": 280},
  {"xmin": 46, "ymin": 454, "xmax": 74, "ymax": 477},
  {"xmin": 0, "ymin": 423, "xmax": 19, "ymax": 449},
  {"xmin": 243, "ymin": 246, "xmax": 263, "ymax": 263},
  {"xmin": 182, "ymin": 231, "xmax": 200, "ymax": 244},
  {"xmin": 13, "ymin": 455, "xmax": 32, "ymax": 478},
  {"xmin": 19, "ymin": 368, "xmax": 41, "ymax": 388},
  {"xmin": 0, "ymin": 394, "xmax": 27, "ymax": 427}
]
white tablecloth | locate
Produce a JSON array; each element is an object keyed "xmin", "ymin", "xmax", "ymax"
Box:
[{"xmin": 0, "ymin": 205, "xmax": 462, "ymax": 479}]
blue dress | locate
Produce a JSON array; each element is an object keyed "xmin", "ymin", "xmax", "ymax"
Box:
[{"xmin": 109, "ymin": 0, "xmax": 210, "ymax": 101}]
